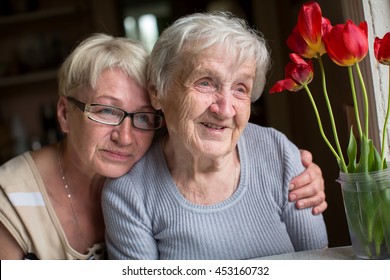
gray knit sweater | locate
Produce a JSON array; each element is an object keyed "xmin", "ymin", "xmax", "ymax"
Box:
[{"xmin": 102, "ymin": 123, "xmax": 328, "ymax": 259}]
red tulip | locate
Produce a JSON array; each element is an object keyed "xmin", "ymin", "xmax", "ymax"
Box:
[
  {"xmin": 286, "ymin": 2, "xmax": 331, "ymax": 58},
  {"xmin": 270, "ymin": 53, "xmax": 314, "ymax": 93},
  {"xmin": 323, "ymin": 20, "xmax": 368, "ymax": 66},
  {"xmin": 374, "ymin": 32, "xmax": 390, "ymax": 65}
]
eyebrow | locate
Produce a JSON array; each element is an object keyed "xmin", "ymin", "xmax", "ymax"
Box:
[{"xmin": 91, "ymin": 96, "xmax": 156, "ymax": 111}]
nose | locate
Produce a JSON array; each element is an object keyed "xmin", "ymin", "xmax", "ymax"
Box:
[
  {"xmin": 209, "ymin": 89, "xmax": 236, "ymax": 118},
  {"xmin": 110, "ymin": 116, "xmax": 134, "ymax": 145}
]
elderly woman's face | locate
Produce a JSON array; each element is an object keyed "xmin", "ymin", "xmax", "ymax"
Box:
[{"xmin": 160, "ymin": 46, "xmax": 255, "ymax": 158}]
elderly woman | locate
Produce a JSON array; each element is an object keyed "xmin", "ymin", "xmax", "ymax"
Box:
[
  {"xmin": 0, "ymin": 34, "xmax": 164, "ymax": 259},
  {"xmin": 102, "ymin": 12, "xmax": 328, "ymax": 260}
]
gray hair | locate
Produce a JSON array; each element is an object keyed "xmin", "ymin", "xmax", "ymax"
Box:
[
  {"xmin": 58, "ymin": 33, "xmax": 149, "ymax": 97},
  {"xmin": 147, "ymin": 11, "xmax": 271, "ymax": 102}
]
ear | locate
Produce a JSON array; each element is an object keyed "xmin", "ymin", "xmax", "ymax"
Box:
[
  {"xmin": 57, "ymin": 96, "xmax": 70, "ymax": 134},
  {"xmin": 148, "ymin": 85, "xmax": 162, "ymax": 110}
]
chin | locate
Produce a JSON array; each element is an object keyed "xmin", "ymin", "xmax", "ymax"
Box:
[
  {"xmin": 201, "ymin": 143, "xmax": 234, "ymax": 157},
  {"xmin": 97, "ymin": 164, "xmax": 132, "ymax": 179}
]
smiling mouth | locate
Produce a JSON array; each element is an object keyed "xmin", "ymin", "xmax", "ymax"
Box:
[{"xmin": 201, "ymin": 122, "xmax": 226, "ymax": 130}]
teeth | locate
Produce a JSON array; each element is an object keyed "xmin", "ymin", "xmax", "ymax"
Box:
[{"xmin": 203, "ymin": 123, "xmax": 224, "ymax": 129}]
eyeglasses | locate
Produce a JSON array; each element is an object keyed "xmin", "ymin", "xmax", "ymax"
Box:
[{"xmin": 67, "ymin": 97, "xmax": 164, "ymax": 131}]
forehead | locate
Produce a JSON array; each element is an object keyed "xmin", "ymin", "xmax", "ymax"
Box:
[{"xmin": 179, "ymin": 45, "xmax": 256, "ymax": 78}]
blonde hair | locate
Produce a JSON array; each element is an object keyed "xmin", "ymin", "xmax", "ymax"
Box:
[{"xmin": 58, "ymin": 33, "xmax": 149, "ymax": 97}]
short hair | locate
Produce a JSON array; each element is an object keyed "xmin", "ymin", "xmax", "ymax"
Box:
[
  {"xmin": 147, "ymin": 11, "xmax": 271, "ymax": 102},
  {"xmin": 58, "ymin": 33, "xmax": 149, "ymax": 97}
]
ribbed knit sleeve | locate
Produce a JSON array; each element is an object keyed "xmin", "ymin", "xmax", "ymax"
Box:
[
  {"xmin": 103, "ymin": 158, "xmax": 160, "ymax": 260},
  {"xmin": 240, "ymin": 124, "xmax": 328, "ymax": 252}
]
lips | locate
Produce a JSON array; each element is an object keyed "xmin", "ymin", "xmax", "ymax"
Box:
[
  {"xmin": 102, "ymin": 149, "xmax": 132, "ymax": 161},
  {"xmin": 201, "ymin": 122, "xmax": 227, "ymax": 130}
]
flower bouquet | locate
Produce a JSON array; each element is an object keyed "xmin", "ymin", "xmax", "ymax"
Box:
[{"xmin": 269, "ymin": 1, "xmax": 390, "ymax": 259}]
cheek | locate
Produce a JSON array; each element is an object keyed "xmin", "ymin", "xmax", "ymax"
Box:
[
  {"xmin": 237, "ymin": 102, "xmax": 251, "ymax": 123},
  {"xmin": 135, "ymin": 132, "xmax": 155, "ymax": 155},
  {"xmin": 83, "ymin": 127, "xmax": 110, "ymax": 158},
  {"xmin": 162, "ymin": 89, "xmax": 198, "ymax": 133},
  {"xmin": 177, "ymin": 96, "xmax": 197, "ymax": 130}
]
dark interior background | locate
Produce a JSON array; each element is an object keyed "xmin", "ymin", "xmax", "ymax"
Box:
[{"xmin": 1, "ymin": 0, "xmax": 360, "ymax": 248}]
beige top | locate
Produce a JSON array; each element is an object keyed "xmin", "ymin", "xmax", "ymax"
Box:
[{"xmin": 0, "ymin": 152, "xmax": 106, "ymax": 259}]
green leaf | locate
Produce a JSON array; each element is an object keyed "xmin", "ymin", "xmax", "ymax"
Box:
[
  {"xmin": 367, "ymin": 140, "xmax": 376, "ymax": 172},
  {"xmin": 363, "ymin": 139, "xmax": 383, "ymax": 172},
  {"xmin": 357, "ymin": 134, "xmax": 370, "ymax": 173},
  {"xmin": 347, "ymin": 127, "xmax": 357, "ymax": 173},
  {"xmin": 369, "ymin": 143, "xmax": 383, "ymax": 171}
]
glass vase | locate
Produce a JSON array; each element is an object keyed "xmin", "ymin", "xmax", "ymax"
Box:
[{"xmin": 337, "ymin": 168, "xmax": 390, "ymax": 259}]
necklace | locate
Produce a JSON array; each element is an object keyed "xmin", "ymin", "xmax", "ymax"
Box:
[{"xmin": 57, "ymin": 145, "xmax": 91, "ymax": 248}]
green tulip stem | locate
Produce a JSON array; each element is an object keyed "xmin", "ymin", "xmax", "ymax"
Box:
[
  {"xmin": 317, "ymin": 55, "xmax": 347, "ymax": 172},
  {"xmin": 381, "ymin": 67, "xmax": 390, "ymax": 167},
  {"xmin": 355, "ymin": 63, "xmax": 370, "ymax": 137},
  {"xmin": 303, "ymin": 84, "xmax": 342, "ymax": 165},
  {"xmin": 348, "ymin": 66, "xmax": 364, "ymax": 139}
]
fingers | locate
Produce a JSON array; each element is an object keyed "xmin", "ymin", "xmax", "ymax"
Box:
[
  {"xmin": 312, "ymin": 200, "xmax": 328, "ymax": 215},
  {"xmin": 299, "ymin": 149, "xmax": 313, "ymax": 167},
  {"xmin": 289, "ymin": 175, "xmax": 324, "ymax": 200},
  {"xmin": 290, "ymin": 162, "xmax": 323, "ymax": 192},
  {"xmin": 288, "ymin": 171, "xmax": 326, "ymax": 214},
  {"xmin": 290, "ymin": 188, "xmax": 326, "ymax": 212},
  {"xmin": 290, "ymin": 150, "xmax": 327, "ymax": 214}
]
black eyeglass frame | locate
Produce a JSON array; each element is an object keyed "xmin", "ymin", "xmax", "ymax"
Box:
[{"xmin": 66, "ymin": 96, "xmax": 164, "ymax": 131}]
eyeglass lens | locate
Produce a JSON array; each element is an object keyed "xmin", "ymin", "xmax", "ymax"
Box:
[{"xmin": 87, "ymin": 104, "xmax": 163, "ymax": 130}]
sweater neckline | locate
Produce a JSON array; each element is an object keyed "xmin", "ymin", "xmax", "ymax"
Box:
[{"xmin": 156, "ymin": 135, "xmax": 248, "ymax": 213}]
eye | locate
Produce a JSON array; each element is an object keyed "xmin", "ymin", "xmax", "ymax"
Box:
[
  {"xmin": 233, "ymin": 84, "xmax": 250, "ymax": 98},
  {"xmin": 91, "ymin": 105, "xmax": 122, "ymax": 119},
  {"xmin": 133, "ymin": 113, "xmax": 159, "ymax": 129},
  {"xmin": 194, "ymin": 78, "xmax": 216, "ymax": 93},
  {"xmin": 97, "ymin": 107, "xmax": 117, "ymax": 116},
  {"xmin": 135, "ymin": 113, "xmax": 151, "ymax": 123},
  {"xmin": 198, "ymin": 81, "xmax": 210, "ymax": 87},
  {"xmin": 236, "ymin": 87, "xmax": 246, "ymax": 94},
  {"xmin": 234, "ymin": 85, "xmax": 248, "ymax": 94}
]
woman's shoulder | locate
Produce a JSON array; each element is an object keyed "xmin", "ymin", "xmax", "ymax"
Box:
[
  {"xmin": 0, "ymin": 152, "xmax": 34, "ymax": 187},
  {"xmin": 0, "ymin": 151, "xmax": 31, "ymax": 168},
  {"xmin": 1, "ymin": 145, "xmax": 57, "ymax": 188},
  {"xmin": 127, "ymin": 138, "xmax": 165, "ymax": 176},
  {"xmin": 241, "ymin": 123, "xmax": 301, "ymax": 164},
  {"xmin": 243, "ymin": 123, "xmax": 290, "ymax": 143}
]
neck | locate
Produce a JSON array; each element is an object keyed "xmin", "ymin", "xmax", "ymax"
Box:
[
  {"xmin": 56, "ymin": 142, "xmax": 105, "ymax": 250},
  {"xmin": 163, "ymin": 137, "xmax": 240, "ymax": 205}
]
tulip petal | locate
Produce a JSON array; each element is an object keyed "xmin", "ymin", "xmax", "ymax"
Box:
[
  {"xmin": 374, "ymin": 37, "xmax": 382, "ymax": 61},
  {"xmin": 286, "ymin": 2, "xmax": 329, "ymax": 58},
  {"xmin": 343, "ymin": 21, "xmax": 368, "ymax": 62},
  {"xmin": 324, "ymin": 21, "xmax": 368, "ymax": 66},
  {"xmin": 298, "ymin": 2, "xmax": 323, "ymax": 52},
  {"xmin": 287, "ymin": 25, "xmax": 318, "ymax": 58},
  {"xmin": 289, "ymin": 53, "xmax": 309, "ymax": 64},
  {"xmin": 269, "ymin": 79, "xmax": 302, "ymax": 93},
  {"xmin": 375, "ymin": 32, "xmax": 390, "ymax": 65},
  {"xmin": 291, "ymin": 64, "xmax": 314, "ymax": 85}
]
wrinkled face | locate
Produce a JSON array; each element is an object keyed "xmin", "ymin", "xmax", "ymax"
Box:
[
  {"xmin": 61, "ymin": 68, "xmax": 155, "ymax": 178},
  {"xmin": 157, "ymin": 46, "xmax": 255, "ymax": 158}
]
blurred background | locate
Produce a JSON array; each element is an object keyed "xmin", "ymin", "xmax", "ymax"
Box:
[{"xmin": 0, "ymin": 0, "xmax": 376, "ymax": 248}]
